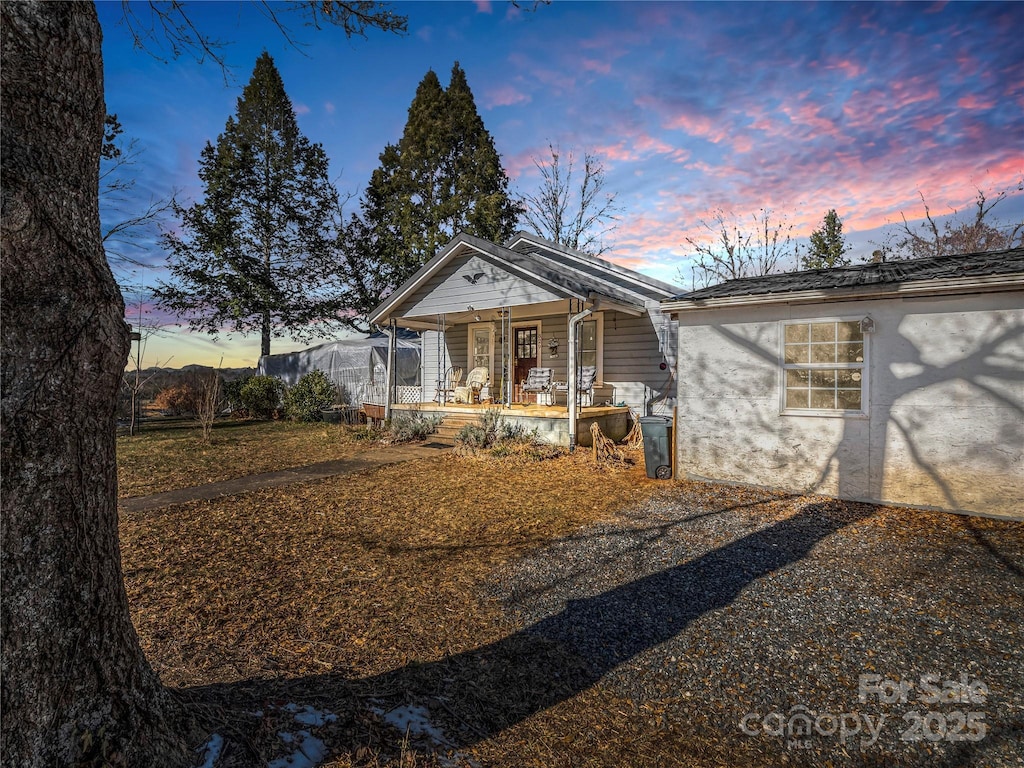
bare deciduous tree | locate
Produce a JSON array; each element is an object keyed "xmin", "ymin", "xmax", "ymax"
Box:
[
  {"xmin": 519, "ymin": 143, "xmax": 621, "ymax": 255},
  {"xmin": 100, "ymin": 115, "xmax": 176, "ymax": 283},
  {"xmin": 121, "ymin": 283, "xmax": 172, "ymax": 437},
  {"xmin": 889, "ymin": 183, "xmax": 1024, "ymax": 260},
  {"xmin": 193, "ymin": 367, "xmax": 223, "ymax": 444},
  {"xmin": 682, "ymin": 207, "xmax": 799, "ymax": 288}
]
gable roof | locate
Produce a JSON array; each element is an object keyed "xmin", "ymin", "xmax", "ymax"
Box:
[
  {"xmin": 370, "ymin": 231, "xmax": 683, "ymax": 326},
  {"xmin": 506, "ymin": 231, "xmax": 682, "ymax": 301},
  {"xmin": 663, "ymin": 248, "xmax": 1024, "ymax": 311}
]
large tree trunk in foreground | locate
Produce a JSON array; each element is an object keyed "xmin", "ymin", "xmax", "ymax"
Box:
[{"xmin": 1, "ymin": 3, "xmax": 187, "ymax": 765}]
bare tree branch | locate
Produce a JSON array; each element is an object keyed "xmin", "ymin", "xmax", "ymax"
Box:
[
  {"xmin": 682, "ymin": 208, "xmax": 798, "ymax": 288},
  {"xmin": 518, "ymin": 143, "xmax": 621, "ymax": 255},
  {"xmin": 118, "ymin": 2, "xmax": 407, "ymax": 81},
  {"xmin": 888, "ymin": 181, "xmax": 1024, "ymax": 260}
]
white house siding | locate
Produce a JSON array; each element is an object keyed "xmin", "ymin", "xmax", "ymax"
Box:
[
  {"xmin": 602, "ymin": 304, "xmax": 677, "ymax": 416},
  {"xmin": 673, "ymin": 291, "xmax": 1023, "ymax": 518},
  {"xmin": 395, "ymin": 250, "xmax": 563, "ymax": 318},
  {"xmin": 419, "ymin": 329, "xmax": 473, "ymax": 397}
]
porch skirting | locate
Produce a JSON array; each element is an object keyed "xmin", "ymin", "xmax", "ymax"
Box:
[{"xmin": 393, "ymin": 402, "xmax": 632, "ymax": 448}]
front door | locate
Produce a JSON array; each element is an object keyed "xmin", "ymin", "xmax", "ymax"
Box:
[{"xmin": 514, "ymin": 326, "xmax": 539, "ymax": 397}]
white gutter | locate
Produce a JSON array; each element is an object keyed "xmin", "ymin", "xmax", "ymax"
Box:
[
  {"xmin": 567, "ymin": 305, "xmax": 593, "ymax": 451},
  {"xmin": 661, "ymin": 273, "xmax": 1024, "ymax": 313}
]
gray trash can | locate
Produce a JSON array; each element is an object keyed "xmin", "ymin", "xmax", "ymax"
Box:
[{"xmin": 639, "ymin": 416, "xmax": 673, "ymax": 479}]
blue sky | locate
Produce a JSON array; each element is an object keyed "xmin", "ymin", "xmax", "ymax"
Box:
[{"xmin": 97, "ymin": 1, "xmax": 1024, "ymax": 368}]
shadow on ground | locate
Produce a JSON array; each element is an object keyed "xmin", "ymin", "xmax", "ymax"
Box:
[{"xmin": 182, "ymin": 499, "xmax": 955, "ymax": 765}]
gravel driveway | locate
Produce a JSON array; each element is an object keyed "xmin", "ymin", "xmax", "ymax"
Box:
[{"xmin": 487, "ymin": 482, "xmax": 1024, "ymax": 767}]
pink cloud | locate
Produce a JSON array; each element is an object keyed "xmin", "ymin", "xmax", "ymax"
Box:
[
  {"xmin": 473, "ymin": 0, "xmax": 493, "ymax": 13},
  {"xmin": 889, "ymin": 77, "xmax": 941, "ymax": 111},
  {"xmin": 957, "ymin": 94, "xmax": 996, "ymax": 110},
  {"xmin": 507, "ymin": 52, "xmax": 576, "ymax": 93},
  {"xmin": 663, "ymin": 111, "xmax": 731, "ymax": 144},
  {"xmin": 324, "ymin": 101, "xmax": 336, "ymax": 115},
  {"xmin": 780, "ymin": 100, "xmax": 840, "ymax": 138},
  {"xmin": 581, "ymin": 58, "xmax": 612, "ymax": 75},
  {"xmin": 293, "ymin": 102, "xmax": 311, "ymax": 115},
  {"xmin": 912, "ymin": 113, "xmax": 945, "ymax": 132},
  {"xmin": 828, "ymin": 58, "xmax": 865, "ymax": 79},
  {"xmin": 485, "ymin": 85, "xmax": 531, "ymax": 108}
]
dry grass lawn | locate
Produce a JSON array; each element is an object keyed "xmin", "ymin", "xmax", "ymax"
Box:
[
  {"xmin": 117, "ymin": 419, "xmax": 363, "ymax": 498},
  {"xmin": 121, "ymin": 438, "xmax": 705, "ymax": 766}
]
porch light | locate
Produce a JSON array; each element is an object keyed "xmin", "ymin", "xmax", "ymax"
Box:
[
  {"xmin": 548, "ymin": 337, "xmax": 559, "ymax": 357},
  {"xmin": 860, "ymin": 316, "xmax": 875, "ymax": 334}
]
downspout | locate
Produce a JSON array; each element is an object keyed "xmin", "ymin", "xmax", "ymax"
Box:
[
  {"xmin": 384, "ymin": 319, "xmax": 396, "ymax": 421},
  {"xmin": 567, "ymin": 305, "xmax": 593, "ymax": 451}
]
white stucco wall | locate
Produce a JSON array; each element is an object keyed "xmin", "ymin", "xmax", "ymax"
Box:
[{"xmin": 672, "ymin": 291, "xmax": 1024, "ymax": 518}]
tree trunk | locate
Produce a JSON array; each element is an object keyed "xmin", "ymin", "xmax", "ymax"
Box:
[{"xmin": 1, "ymin": 3, "xmax": 188, "ymax": 766}]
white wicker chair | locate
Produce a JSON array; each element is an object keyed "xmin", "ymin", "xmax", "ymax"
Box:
[{"xmin": 454, "ymin": 366, "xmax": 489, "ymax": 403}]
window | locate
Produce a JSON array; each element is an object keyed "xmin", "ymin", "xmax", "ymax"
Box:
[
  {"xmin": 578, "ymin": 314, "xmax": 604, "ymax": 383},
  {"xmin": 468, "ymin": 323, "xmax": 493, "ymax": 382},
  {"xmin": 782, "ymin": 319, "xmax": 866, "ymax": 414},
  {"xmin": 580, "ymin": 320, "xmax": 597, "ymax": 367}
]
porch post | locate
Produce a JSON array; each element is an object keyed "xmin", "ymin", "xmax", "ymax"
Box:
[
  {"xmin": 384, "ymin": 319, "xmax": 397, "ymax": 421},
  {"xmin": 567, "ymin": 306, "xmax": 593, "ymax": 451}
]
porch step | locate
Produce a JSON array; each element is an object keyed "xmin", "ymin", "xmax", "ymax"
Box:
[{"xmin": 433, "ymin": 412, "xmax": 481, "ymax": 440}]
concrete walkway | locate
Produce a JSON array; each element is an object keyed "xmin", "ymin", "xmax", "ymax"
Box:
[{"xmin": 119, "ymin": 440, "xmax": 452, "ymax": 514}]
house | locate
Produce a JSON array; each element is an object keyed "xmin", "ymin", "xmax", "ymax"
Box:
[
  {"xmin": 661, "ymin": 248, "xmax": 1024, "ymax": 519},
  {"xmin": 369, "ymin": 231, "xmax": 681, "ymax": 447}
]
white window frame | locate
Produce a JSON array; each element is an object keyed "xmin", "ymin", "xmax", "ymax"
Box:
[
  {"xmin": 578, "ymin": 313, "xmax": 605, "ymax": 385},
  {"xmin": 467, "ymin": 322, "xmax": 495, "ymax": 384},
  {"xmin": 779, "ymin": 316, "xmax": 869, "ymax": 418}
]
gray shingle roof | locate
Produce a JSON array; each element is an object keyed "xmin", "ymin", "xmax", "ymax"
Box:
[{"xmin": 671, "ymin": 248, "xmax": 1024, "ymax": 302}]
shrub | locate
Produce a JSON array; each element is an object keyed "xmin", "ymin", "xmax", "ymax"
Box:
[
  {"xmin": 455, "ymin": 423, "xmax": 489, "ymax": 449},
  {"xmin": 153, "ymin": 382, "xmax": 198, "ymax": 416},
  {"xmin": 490, "ymin": 440, "xmax": 562, "ymax": 461},
  {"xmin": 222, "ymin": 376, "xmax": 250, "ymax": 413},
  {"xmin": 386, "ymin": 413, "xmax": 439, "ymax": 443},
  {"xmin": 284, "ymin": 370, "xmax": 337, "ymax": 422},
  {"xmin": 455, "ymin": 408, "xmax": 549, "ymax": 458},
  {"xmin": 239, "ymin": 375, "xmax": 284, "ymax": 419}
]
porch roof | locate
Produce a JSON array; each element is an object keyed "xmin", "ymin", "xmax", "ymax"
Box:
[{"xmin": 370, "ymin": 232, "xmax": 681, "ymax": 329}]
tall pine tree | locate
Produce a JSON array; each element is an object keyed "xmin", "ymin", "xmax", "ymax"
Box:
[
  {"xmin": 343, "ymin": 62, "xmax": 519, "ymax": 324},
  {"xmin": 157, "ymin": 52, "xmax": 342, "ymax": 356},
  {"xmin": 802, "ymin": 209, "xmax": 851, "ymax": 270}
]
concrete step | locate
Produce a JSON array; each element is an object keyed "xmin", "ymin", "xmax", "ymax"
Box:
[{"xmin": 433, "ymin": 413, "xmax": 480, "ymax": 439}]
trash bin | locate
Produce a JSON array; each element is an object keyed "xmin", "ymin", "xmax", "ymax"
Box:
[{"xmin": 639, "ymin": 416, "xmax": 673, "ymax": 479}]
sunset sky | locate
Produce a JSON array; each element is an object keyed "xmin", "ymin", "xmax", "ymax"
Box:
[{"xmin": 96, "ymin": 1, "xmax": 1024, "ymax": 368}]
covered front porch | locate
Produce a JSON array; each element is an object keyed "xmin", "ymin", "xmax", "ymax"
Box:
[{"xmin": 395, "ymin": 401, "xmax": 632, "ymax": 448}]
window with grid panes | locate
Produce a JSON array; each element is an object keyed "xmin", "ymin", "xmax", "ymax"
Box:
[
  {"xmin": 782, "ymin": 320, "xmax": 866, "ymax": 414},
  {"xmin": 580, "ymin": 320, "xmax": 598, "ymax": 369}
]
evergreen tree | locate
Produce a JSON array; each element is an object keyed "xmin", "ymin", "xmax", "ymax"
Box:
[
  {"xmin": 802, "ymin": 209, "xmax": 850, "ymax": 270},
  {"xmin": 350, "ymin": 62, "xmax": 519, "ymax": 316},
  {"xmin": 157, "ymin": 52, "xmax": 342, "ymax": 357}
]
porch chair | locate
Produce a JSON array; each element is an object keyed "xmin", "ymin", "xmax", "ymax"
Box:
[
  {"xmin": 435, "ymin": 367, "xmax": 463, "ymax": 404},
  {"xmin": 454, "ymin": 366, "xmax": 489, "ymax": 404},
  {"xmin": 522, "ymin": 367, "xmax": 554, "ymax": 405},
  {"xmin": 577, "ymin": 365, "xmax": 598, "ymax": 407}
]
